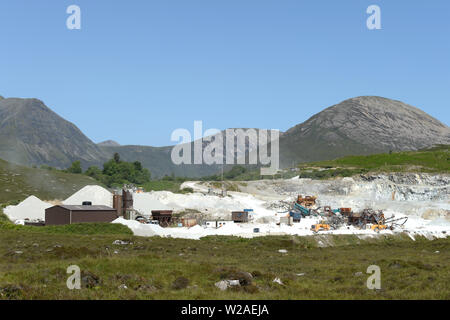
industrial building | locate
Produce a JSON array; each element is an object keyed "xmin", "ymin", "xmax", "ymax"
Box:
[
  {"xmin": 45, "ymin": 204, "xmax": 118, "ymax": 226},
  {"xmin": 151, "ymin": 210, "xmax": 173, "ymax": 227},
  {"xmin": 203, "ymin": 220, "xmax": 233, "ymax": 229}
]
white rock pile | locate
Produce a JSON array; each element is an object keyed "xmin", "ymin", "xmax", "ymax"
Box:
[
  {"xmin": 3, "ymin": 196, "xmax": 52, "ymax": 221},
  {"xmin": 63, "ymin": 185, "xmax": 113, "ymax": 206}
]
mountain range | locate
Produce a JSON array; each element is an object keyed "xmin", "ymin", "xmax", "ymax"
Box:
[{"xmin": 0, "ymin": 95, "xmax": 448, "ymax": 177}]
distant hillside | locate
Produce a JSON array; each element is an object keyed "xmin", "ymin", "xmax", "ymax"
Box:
[
  {"xmin": 99, "ymin": 144, "xmax": 223, "ymax": 178},
  {"xmin": 223, "ymin": 145, "xmax": 450, "ymax": 181},
  {"xmin": 305, "ymin": 144, "xmax": 449, "ymax": 171},
  {"xmin": 0, "ymin": 95, "xmax": 448, "ymax": 177},
  {"xmin": 0, "ymin": 97, "xmax": 109, "ymax": 169},
  {"xmin": 98, "ymin": 128, "xmax": 277, "ymax": 178},
  {"xmin": 97, "ymin": 140, "xmax": 121, "ymax": 147},
  {"xmin": 0, "ymin": 158, "xmax": 102, "ymax": 204},
  {"xmin": 279, "ymin": 96, "xmax": 450, "ymax": 167}
]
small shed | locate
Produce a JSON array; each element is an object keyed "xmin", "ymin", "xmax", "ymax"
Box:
[{"xmin": 45, "ymin": 205, "xmax": 118, "ymax": 226}]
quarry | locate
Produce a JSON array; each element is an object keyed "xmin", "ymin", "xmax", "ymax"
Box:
[{"xmin": 4, "ymin": 172, "xmax": 449, "ymax": 242}]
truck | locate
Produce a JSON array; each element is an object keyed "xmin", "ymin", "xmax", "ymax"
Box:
[{"xmin": 289, "ymin": 211, "xmax": 302, "ymax": 222}]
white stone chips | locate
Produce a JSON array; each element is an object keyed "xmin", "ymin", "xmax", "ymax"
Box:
[
  {"xmin": 4, "ymin": 195, "xmax": 52, "ymax": 221},
  {"xmin": 63, "ymin": 185, "xmax": 113, "ymax": 207}
]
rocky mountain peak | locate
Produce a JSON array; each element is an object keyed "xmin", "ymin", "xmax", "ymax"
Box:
[{"xmin": 97, "ymin": 140, "xmax": 121, "ymax": 147}]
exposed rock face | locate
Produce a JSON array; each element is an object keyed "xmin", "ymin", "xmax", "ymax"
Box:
[
  {"xmin": 242, "ymin": 173, "xmax": 450, "ymax": 220},
  {"xmin": 279, "ymin": 96, "xmax": 450, "ymax": 166},
  {"xmin": 356, "ymin": 173, "xmax": 450, "ymax": 201}
]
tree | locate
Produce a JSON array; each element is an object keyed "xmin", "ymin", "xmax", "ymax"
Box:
[
  {"xmin": 224, "ymin": 165, "xmax": 247, "ymax": 179},
  {"xmin": 85, "ymin": 166, "xmax": 102, "ymax": 179},
  {"xmin": 67, "ymin": 161, "xmax": 82, "ymax": 174},
  {"xmin": 96, "ymin": 156, "xmax": 151, "ymax": 187},
  {"xmin": 133, "ymin": 161, "xmax": 143, "ymax": 171}
]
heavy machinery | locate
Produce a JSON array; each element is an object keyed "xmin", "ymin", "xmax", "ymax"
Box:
[
  {"xmin": 327, "ymin": 215, "xmax": 347, "ymax": 230},
  {"xmin": 347, "ymin": 209, "xmax": 385, "ymax": 229},
  {"xmin": 322, "ymin": 206, "xmax": 336, "ymax": 217},
  {"xmin": 311, "ymin": 220, "xmax": 331, "ymax": 233},
  {"xmin": 347, "ymin": 209, "xmax": 408, "ymax": 232},
  {"xmin": 289, "ymin": 211, "xmax": 302, "ymax": 222},
  {"xmin": 292, "ymin": 202, "xmax": 312, "ymax": 217},
  {"xmin": 297, "ymin": 195, "xmax": 317, "ymax": 208},
  {"xmin": 371, "ymin": 224, "xmax": 389, "ymax": 232}
]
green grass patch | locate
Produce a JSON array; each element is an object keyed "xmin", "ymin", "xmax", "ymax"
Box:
[
  {"xmin": 27, "ymin": 223, "xmax": 133, "ymax": 236},
  {"xmin": 0, "ymin": 158, "xmax": 103, "ymax": 205},
  {"xmin": 142, "ymin": 180, "xmax": 182, "ymax": 193},
  {"xmin": 0, "ymin": 229, "xmax": 448, "ymax": 300},
  {"xmin": 298, "ymin": 145, "xmax": 450, "ymax": 177}
]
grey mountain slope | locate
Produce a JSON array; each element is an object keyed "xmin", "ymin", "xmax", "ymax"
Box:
[
  {"xmin": 97, "ymin": 140, "xmax": 121, "ymax": 147},
  {"xmin": 278, "ymin": 96, "xmax": 450, "ymax": 167},
  {"xmin": 98, "ymin": 128, "xmax": 274, "ymax": 178},
  {"xmin": 99, "ymin": 144, "xmax": 222, "ymax": 178},
  {"xmin": 0, "ymin": 95, "xmax": 448, "ymax": 177},
  {"xmin": 0, "ymin": 97, "xmax": 108, "ymax": 169}
]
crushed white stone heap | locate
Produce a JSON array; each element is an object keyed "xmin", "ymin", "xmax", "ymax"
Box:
[
  {"xmin": 4, "ymin": 196, "xmax": 52, "ymax": 221},
  {"xmin": 63, "ymin": 185, "xmax": 113, "ymax": 207}
]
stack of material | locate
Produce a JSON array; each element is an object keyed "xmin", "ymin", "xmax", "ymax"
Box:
[
  {"xmin": 4, "ymin": 196, "xmax": 52, "ymax": 221},
  {"xmin": 132, "ymin": 192, "xmax": 171, "ymax": 216},
  {"xmin": 63, "ymin": 185, "xmax": 113, "ymax": 207}
]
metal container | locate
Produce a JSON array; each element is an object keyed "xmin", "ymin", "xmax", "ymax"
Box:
[
  {"xmin": 113, "ymin": 194, "xmax": 123, "ymax": 216},
  {"xmin": 232, "ymin": 211, "xmax": 249, "ymax": 223},
  {"xmin": 181, "ymin": 218, "xmax": 198, "ymax": 227}
]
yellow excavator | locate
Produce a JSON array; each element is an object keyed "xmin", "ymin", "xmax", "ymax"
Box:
[
  {"xmin": 371, "ymin": 224, "xmax": 389, "ymax": 232},
  {"xmin": 311, "ymin": 220, "xmax": 331, "ymax": 233}
]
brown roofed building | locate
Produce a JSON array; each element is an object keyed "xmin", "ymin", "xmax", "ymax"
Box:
[
  {"xmin": 151, "ymin": 210, "xmax": 173, "ymax": 227},
  {"xmin": 45, "ymin": 205, "xmax": 118, "ymax": 226}
]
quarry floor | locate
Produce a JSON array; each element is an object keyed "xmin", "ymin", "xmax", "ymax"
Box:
[{"xmin": 115, "ymin": 174, "xmax": 450, "ymax": 239}]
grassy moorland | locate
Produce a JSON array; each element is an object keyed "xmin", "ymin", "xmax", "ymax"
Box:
[
  {"xmin": 199, "ymin": 145, "xmax": 450, "ymax": 182},
  {"xmin": 0, "ymin": 158, "xmax": 101, "ymax": 206},
  {"xmin": 297, "ymin": 145, "xmax": 449, "ymax": 178},
  {"xmin": 0, "ymin": 212, "xmax": 448, "ymax": 300}
]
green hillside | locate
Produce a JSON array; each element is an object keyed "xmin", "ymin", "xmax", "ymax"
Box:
[
  {"xmin": 296, "ymin": 145, "xmax": 449, "ymax": 178},
  {"xmin": 222, "ymin": 145, "xmax": 449, "ymax": 181},
  {"xmin": 0, "ymin": 158, "xmax": 103, "ymax": 205}
]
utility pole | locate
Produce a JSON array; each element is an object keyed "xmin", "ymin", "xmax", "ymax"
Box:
[{"xmin": 221, "ymin": 162, "xmax": 224, "ymax": 196}]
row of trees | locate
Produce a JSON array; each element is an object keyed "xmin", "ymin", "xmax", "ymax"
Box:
[{"xmin": 66, "ymin": 153, "xmax": 151, "ymax": 187}]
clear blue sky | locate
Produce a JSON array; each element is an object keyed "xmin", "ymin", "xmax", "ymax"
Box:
[{"xmin": 0, "ymin": 0, "xmax": 449, "ymax": 146}]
